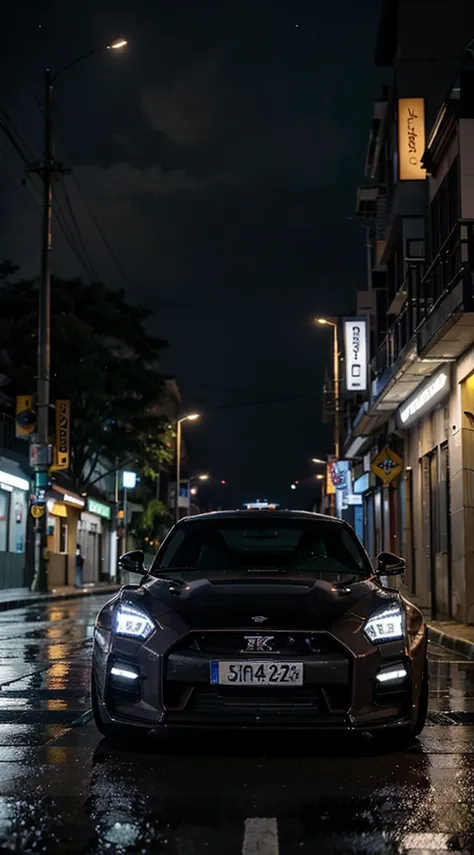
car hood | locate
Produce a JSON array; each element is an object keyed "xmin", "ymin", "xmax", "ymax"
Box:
[{"xmin": 139, "ymin": 574, "xmax": 398, "ymax": 630}]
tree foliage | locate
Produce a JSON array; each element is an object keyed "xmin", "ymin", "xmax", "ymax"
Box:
[
  {"xmin": 0, "ymin": 275, "xmax": 174, "ymax": 489},
  {"xmin": 130, "ymin": 498, "xmax": 171, "ymax": 553}
]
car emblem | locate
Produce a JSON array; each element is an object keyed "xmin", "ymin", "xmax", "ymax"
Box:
[
  {"xmin": 243, "ymin": 635, "xmax": 275, "ymax": 652},
  {"xmin": 251, "ymin": 615, "xmax": 268, "ymax": 623}
]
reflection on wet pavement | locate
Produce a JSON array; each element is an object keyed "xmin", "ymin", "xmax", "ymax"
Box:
[{"xmin": 0, "ymin": 599, "xmax": 471, "ymax": 852}]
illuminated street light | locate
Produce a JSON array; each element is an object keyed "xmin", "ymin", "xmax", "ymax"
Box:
[
  {"xmin": 311, "ymin": 458, "xmax": 326, "ymax": 465},
  {"xmin": 176, "ymin": 415, "xmax": 201, "ymax": 522},
  {"xmin": 108, "ymin": 38, "xmax": 128, "ymax": 49},
  {"xmin": 314, "ymin": 316, "xmax": 340, "ymax": 516},
  {"xmin": 29, "ymin": 36, "xmax": 128, "ymax": 594}
]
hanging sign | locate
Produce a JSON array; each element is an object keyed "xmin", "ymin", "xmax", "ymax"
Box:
[
  {"xmin": 398, "ymin": 97, "xmax": 426, "ymax": 181},
  {"xmin": 50, "ymin": 400, "xmax": 70, "ymax": 471},
  {"xmin": 371, "ymin": 447, "xmax": 403, "ymax": 485},
  {"xmin": 343, "ymin": 318, "xmax": 368, "ymax": 392}
]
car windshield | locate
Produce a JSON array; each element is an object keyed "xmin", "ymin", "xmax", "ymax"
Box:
[{"xmin": 152, "ymin": 517, "xmax": 372, "ymax": 580}]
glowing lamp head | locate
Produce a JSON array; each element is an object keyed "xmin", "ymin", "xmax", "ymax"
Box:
[{"xmin": 108, "ymin": 38, "xmax": 127, "ymax": 50}]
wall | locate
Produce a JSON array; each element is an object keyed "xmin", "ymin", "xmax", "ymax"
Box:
[{"xmin": 459, "ymin": 120, "xmax": 474, "ymax": 219}]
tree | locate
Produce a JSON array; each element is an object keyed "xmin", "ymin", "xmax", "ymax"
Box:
[
  {"xmin": 130, "ymin": 498, "xmax": 172, "ymax": 554},
  {"xmin": 0, "ymin": 275, "xmax": 175, "ymax": 489}
]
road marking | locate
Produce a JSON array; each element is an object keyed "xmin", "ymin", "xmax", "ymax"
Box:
[{"xmin": 242, "ymin": 818, "xmax": 279, "ymax": 855}]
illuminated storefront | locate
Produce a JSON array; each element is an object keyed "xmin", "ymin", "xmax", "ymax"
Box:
[{"xmin": 0, "ymin": 463, "xmax": 30, "ymax": 587}]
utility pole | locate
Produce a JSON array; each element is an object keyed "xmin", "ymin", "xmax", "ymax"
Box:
[
  {"xmin": 30, "ymin": 70, "xmax": 58, "ymax": 593},
  {"xmin": 27, "ymin": 41, "xmax": 128, "ymax": 592}
]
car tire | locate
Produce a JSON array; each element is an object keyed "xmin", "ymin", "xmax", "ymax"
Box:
[
  {"xmin": 90, "ymin": 674, "xmax": 149, "ymax": 745},
  {"xmin": 370, "ymin": 656, "xmax": 428, "ymax": 749}
]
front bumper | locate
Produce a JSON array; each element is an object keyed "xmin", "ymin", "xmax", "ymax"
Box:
[{"xmin": 92, "ymin": 626, "xmax": 425, "ymax": 732}]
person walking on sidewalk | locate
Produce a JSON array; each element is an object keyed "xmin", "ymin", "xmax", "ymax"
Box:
[{"xmin": 75, "ymin": 544, "xmax": 85, "ymax": 589}]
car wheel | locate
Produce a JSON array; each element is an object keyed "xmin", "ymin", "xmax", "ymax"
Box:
[{"xmin": 90, "ymin": 674, "xmax": 149, "ymax": 745}]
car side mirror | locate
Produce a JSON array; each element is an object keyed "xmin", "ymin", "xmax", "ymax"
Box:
[
  {"xmin": 376, "ymin": 551, "xmax": 406, "ymax": 576},
  {"xmin": 118, "ymin": 549, "xmax": 145, "ymax": 575}
]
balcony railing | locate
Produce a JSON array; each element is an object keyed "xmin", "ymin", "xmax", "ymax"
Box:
[{"xmin": 371, "ymin": 220, "xmax": 474, "ymax": 381}]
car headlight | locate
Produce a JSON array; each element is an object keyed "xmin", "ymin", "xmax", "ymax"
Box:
[
  {"xmin": 115, "ymin": 602, "xmax": 155, "ymax": 640},
  {"xmin": 363, "ymin": 604, "xmax": 404, "ymax": 643}
]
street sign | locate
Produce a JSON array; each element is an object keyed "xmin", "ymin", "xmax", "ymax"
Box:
[
  {"xmin": 31, "ymin": 504, "xmax": 45, "ymax": 519},
  {"xmin": 30, "ymin": 443, "xmax": 51, "ymax": 468}
]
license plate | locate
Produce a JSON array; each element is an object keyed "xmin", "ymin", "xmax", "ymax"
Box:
[{"xmin": 210, "ymin": 661, "xmax": 304, "ymax": 686}]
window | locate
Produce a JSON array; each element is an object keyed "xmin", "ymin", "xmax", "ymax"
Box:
[
  {"xmin": 429, "ymin": 157, "xmax": 459, "ymax": 258},
  {"xmin": 154, "ymin": 517, "xmax": 372, "ymax": 579},
  {"xmin": 59, "ymin": 519, "xmax": 68, "ymax": 554},
  {"xmin": 0, "ymin": 489, "xmax": 10, "ymax": 552}
]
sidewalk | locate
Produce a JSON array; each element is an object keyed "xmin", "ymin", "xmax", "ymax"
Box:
[
  {"xmin": 427, "ymin": 620, "xmax": 474, "ymax": 660},
  {"xmin": 0, "ymin": 583, "xmax": 120, "ymax": 612}
]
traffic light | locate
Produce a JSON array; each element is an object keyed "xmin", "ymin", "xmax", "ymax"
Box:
[{"xmin": 15, "ymin": 396, "xmax": 36, "ymax": 438}]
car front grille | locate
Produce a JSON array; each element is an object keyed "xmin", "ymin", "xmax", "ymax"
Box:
[
  {"xmin": 179, "ymin": 631, "xmax": 341, "ymax": 657},
  {"xmin": 166, "ymin": 684, "xmax": 327, "ymax": 724}
]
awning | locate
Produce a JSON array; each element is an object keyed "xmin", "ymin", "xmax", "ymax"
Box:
[
  {"xmin": 51, "ymin": 485, "xmax": 85, "ymax": 509},
  {"xmin": 48, "ymin": 501, "xmax": 67, "ymax": 518}
]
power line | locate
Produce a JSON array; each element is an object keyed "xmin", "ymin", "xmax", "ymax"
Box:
[
  {"xmin": 70, "ymin": 171, "xmax": 133, "ymax": 288},
  {"xmin": 58, "ymin": 178, "xmax": 100, "ymax": 281},
  {"xmin": 203, "ymin": 393, "xmax": 313, "ymax": 413},
  {"xmin": 0, "ymin": 109, "xmax": 101, "ymax": 283},
  {"xmin": 0, "ymin": 107, "xmax": 37, "ymax": 163},
  {"xmin": 52, "ymin": 186, "xmax": 98, "ymax": 282}
]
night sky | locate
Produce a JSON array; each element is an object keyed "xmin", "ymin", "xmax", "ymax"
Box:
[{"xmin": 0, "ymin": 0, "xmax": 382, "ymax": 508}]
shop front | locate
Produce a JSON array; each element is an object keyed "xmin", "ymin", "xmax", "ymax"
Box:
[
  {"xmin": 46, "ymin": 488, "xmax": 85, "ymax": 587},
  {"xmin": 0, "ymin": 462, "xmax": 30, "ymax": 588},
  {"xmin": 78, "ymin": 497, "xmax": 112, "ymax": 583},
  {"xmin": 397, "ymin": 368, "xmax": 452, "ymax": 618}
]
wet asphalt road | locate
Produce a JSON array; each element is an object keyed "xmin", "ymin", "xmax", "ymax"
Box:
[{"xmin": 0, "ymin": 598, "xmax": 472, "ymax": 854}]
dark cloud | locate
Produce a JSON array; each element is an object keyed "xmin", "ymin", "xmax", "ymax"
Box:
[{"xmin": 0, "ymin": 0, "xmax": 382, "ymax": 505}]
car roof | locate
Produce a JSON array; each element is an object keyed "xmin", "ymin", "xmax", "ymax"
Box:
[{"xmin": 179, "ymin": 510, "xmax": 345, "ymax": 524}]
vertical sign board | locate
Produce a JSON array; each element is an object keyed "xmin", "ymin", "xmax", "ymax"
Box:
[
  {"xmin": 398, "ymin": 98, "xmax": 426, "ymax": 181},
  {"xmin": 344, "ymin": 318, "xmax": 368, "ymax": 392},
  {"xmin": 55, "ymin": 400, "xmax": 70, "ymax": 470}
]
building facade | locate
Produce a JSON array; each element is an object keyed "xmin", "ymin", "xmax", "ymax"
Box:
[{"xmin": 342, "ymin": 0, "xmax": 474, "ymax": 622}]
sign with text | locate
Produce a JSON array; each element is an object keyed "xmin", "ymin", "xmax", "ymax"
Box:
[
  {"xmin": 53, "ymin": 400, "xmax": 70, "ymax": 470},
  {"xmin": 87, "ymin": 498, "xmax": 112, "ymax": 519},
  {"xmin": 398, "ymin": 97, "xmax": 426, "ymax": 181},
  {"xmin": 343, "ymin": 318, "xmax": 368, "ymax": 392},
  {"xmin": 397, "ymin": 369, "xmax": 450, "ymax": 428}
]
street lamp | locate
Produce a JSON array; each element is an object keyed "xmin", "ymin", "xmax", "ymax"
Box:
[
  {"xmin": 314, "ymin": 318, "xmax": 340, "ymax": 460},
  {"xmin": 311, "ymin": 458, "xmax": 326, "ymax": 465},
  {"xmin": 30, "ymin": 37, "xmax": 127, "ymax": 594},
  {"xmin": 175, "ymin": 414, "xmax": 200, "ymax": 523}
]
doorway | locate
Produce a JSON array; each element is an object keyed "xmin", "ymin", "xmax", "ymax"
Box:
[{"xmin": 421, "ymin": 445, "xmax": 452, "ymax": 619}]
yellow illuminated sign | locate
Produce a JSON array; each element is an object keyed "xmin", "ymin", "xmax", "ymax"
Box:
[
  {"xmin": 371, "ymin": 447, "xmax": 403, "ymax": 486},
  {"xmin": 51, "ymin": 400, "xmax": 70, "ymax": 471},
  {"xmin": 398, "ymin": 98, "xmax": 426, "ymax": 181}
]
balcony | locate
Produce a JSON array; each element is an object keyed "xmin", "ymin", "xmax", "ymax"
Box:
[
  {"xmin": 351, "ymin": 220, "xmax": 474, "ymax": 440},
  {"xmin": 417, "ymin": 220, "xmax": 474, "ymax": 359}
]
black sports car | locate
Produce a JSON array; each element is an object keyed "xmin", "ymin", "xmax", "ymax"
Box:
[{"xmin": 91, "ymin": 510, "xmax": 428, "ymax": 746}]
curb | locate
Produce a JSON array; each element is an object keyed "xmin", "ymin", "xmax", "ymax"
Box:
[
  {"xmin": 427, "ymin": 625, "xmax": 474, "ymax": 660},
  {"xmin": 0, "ymin": 585, "xmax": 120, "ymax": 613}
]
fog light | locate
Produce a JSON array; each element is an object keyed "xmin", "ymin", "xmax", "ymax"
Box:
[
  {"xmin": 376, "ymin": 667, "xmax": 407, "ymax": 683},
  {"xmin": 110, "ymin": 666, "xmax": 139, "ymax": 680}
]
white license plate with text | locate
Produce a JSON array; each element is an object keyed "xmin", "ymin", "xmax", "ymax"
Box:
[{"xmin": 210, "ymin": 660, "xmax": 304, "ymax": 686}]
